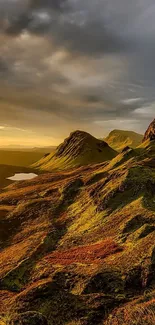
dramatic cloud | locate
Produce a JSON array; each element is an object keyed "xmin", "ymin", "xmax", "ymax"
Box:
[{"xmin": 0, "ymin": 0, "xmax": 155, "ymax": 145}]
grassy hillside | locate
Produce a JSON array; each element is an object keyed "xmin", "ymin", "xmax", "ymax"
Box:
[
  {"xmin": 33, "ymin": 130, "xmax": 117, "ymax": 171},
  {"xmin": 0, "ymin": 138, "xmax": 155, "ymax": 324},
  {"xmin": 105, "ymin": 129, "xmax": 143, "ymax": 151}
]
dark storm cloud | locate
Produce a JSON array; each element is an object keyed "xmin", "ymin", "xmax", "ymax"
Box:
[
  {"xmin": 50, "ymin": 20, "xmax": 127, "ymax": 56},
  {"xmin": 6, "ymin": 14, "xmax": 32, "ymax": 36},
  {"xmin": 0, "ymin": 0, "xmax": 68, "ymax": 36},
  {"xmin": 0, "ymin": 0, "xmax": 128, "ymax": 56}
]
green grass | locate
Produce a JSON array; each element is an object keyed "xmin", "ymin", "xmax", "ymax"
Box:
[{"xmin": 34, "ymin": 148, "xmax": 116, "ymax": 171}]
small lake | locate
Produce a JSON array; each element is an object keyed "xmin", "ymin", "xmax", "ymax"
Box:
[{"xmin": 7, "ymin": 173, "xmax": 38, "ymax": 181}]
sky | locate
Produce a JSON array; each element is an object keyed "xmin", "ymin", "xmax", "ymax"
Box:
[{"xmin": 0, "ymin": 0, "xmax": 155, "ymax": 146}]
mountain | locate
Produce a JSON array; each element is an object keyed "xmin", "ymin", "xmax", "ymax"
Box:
[
  {"xmin": 33, "ymin": 130, "xmax": 117, "ymax": 171},
  {"xmin": 0, "ymin": 123, "xmax": 155, "ymax": 324},
  {"xmin": 143, "ymin": 118, "xmax": 155, "ymax": 142},
  {"xmin": 105, "ymin": 129, "xmax": 143, "ymax": 151}
]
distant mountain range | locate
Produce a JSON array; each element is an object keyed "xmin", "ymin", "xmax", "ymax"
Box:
[
  {"xmin": 105, "ymin": 129, "xmax": 143, "ymax": 151},
  {"xmin": 0, "ymin": 145, "xmax": 56, "ymax": 153}
]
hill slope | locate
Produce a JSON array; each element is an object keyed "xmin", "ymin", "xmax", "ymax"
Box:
[
  {"xmin": 105, "ymin": 129, "xmax": 143, "ymax": 151},
  {"xmin": 0, "ymin": 132, "xmax": 155, "ymax": 324},
  {"xmin": 33, "ymin": 130, "xmax": 117, "ymax": 171}
]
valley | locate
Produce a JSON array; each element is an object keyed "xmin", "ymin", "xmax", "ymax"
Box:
[
  {"xmin": 0, "ymin": 147, "xmax": 55, "ymax": 188},
  {"xmin": 0, "ymin": 165, "xmax": 40, "ymax": 189}
]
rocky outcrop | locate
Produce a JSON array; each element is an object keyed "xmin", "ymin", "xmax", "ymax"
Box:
[{"xmin": 143, "ymin": 119, "xmax": 155, "ymax": 142}]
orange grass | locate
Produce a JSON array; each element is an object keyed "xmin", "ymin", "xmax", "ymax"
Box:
[
  {"xmin": 105, "ymin": 299, "xmax": 155, "ymax": 325},
  {"xmin": 44, "ymin": 239, "xmax": 122, "ymax": 265}
]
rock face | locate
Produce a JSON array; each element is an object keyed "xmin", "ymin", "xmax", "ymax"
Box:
[{"xmin": 143, "ymin": 119, "xmax": 155, "ymax": 142}]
